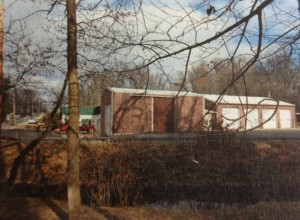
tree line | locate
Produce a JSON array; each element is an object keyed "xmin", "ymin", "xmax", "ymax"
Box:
[{"xmin": 188, "ymin": 51, "xmax": 300, "ymax": 111}]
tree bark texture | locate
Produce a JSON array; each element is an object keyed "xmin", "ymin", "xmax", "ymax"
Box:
[
  {"xmin": 0, "ymin": 1, "xmax": 4, "ymax": 140},
  {"xmin": 66, "ymin": 0, "xmax": 81, "ymax": 218}
]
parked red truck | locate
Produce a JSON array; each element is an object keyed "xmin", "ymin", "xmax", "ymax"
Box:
[{"xmin": 60, "ymin": 123, "xmax": 95, "ymax": 134}]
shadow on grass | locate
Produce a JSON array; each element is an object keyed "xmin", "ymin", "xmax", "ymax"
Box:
[
  {"xmin": 44, "ymin": 199, "xmax": 68, "ymax": 220},
  {"xmin": 97, "ymin": 208, "xmax": 122, "ymax": 220}
]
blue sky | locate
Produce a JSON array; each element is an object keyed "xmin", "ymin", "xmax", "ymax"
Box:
[{"xmin": 4, "ymin": 0, "xmax": 300, "ymax": 102}]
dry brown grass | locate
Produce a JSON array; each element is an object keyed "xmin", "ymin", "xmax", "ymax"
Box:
[
  {"xmin": 0, "ymin": 197, "xmax": 107, "ymax": 220},
  {"xmin": 0, "ymin": 138, "xmax": 299, "ymax": 219},
  {"xmin": 80, "ymin": 139, "xmax": 300, "ymax": 206},
  {"xmin": 99, "ymin": 206, "xmax": 215, "ymax": 220},
  {"xmin": 0, "ymin": 198, "xmax": 298, "ymax": 220},
  {"xmin": 214, "ymin": 201, "xmax": 300, "ymax": 220},
  {"xmin": 0, "ymin": 197, "xmax": 61, "ymax": 220}
]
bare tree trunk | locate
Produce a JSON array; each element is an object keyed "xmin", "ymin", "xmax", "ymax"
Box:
[
  {"xmin": 66, "ymin": 0, "xmax": 81, "ymax": 218},
  {"xmin": 0, "ymin": 1, "xmax": 4, "ymax": 140}
]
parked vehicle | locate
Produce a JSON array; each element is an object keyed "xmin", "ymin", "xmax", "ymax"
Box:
[
  {"xmin": 28, "ymin": 117, "xmax": 37, "ymax": 124},
  {"xmin": 60, "ymin": 123, "xmax": 95, "ymax": 134},
  {"xmin": 60, "ymin": 124, "xmax": 69, "ymax": 132},
  {"xmin": 79, "ymin": 124, "xmax": 95, "ymax": 133}
]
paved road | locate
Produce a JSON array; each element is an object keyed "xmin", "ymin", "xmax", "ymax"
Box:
[
  {"xmin": 1, "ymin": 129, "xmax": 65, "ymax": 141},
  {"xmin": 236, "ymin": 129, "xmax": 300, "ymax": 140},
  {"xmin": 1, "ymin": 128, "xmax": 300, "ymax": 141}
]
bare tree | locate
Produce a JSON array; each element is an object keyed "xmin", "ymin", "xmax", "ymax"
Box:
[
  {"xmin": 66, "ymin": 0, "xmax": 81, "ymax": 217},
  {"xmin": 189, "ymin": 61, "xmax": 218, "ymax": 94},
  {"xmin": 7, "ymin": 0, "xmax": 300, "ymax": 111},
  {"xmin": 256, "ymin": 50, "xmax": 300, "ymax": 107},
  {"xmin": 189, "ymin": 58, "xmax": 256, "ymax": 95},
  {"xmin": 1, "ymin": 0, "xmax": 299, "ymax": 213},
  {"xmin": 70, "ymin": 0, "xmax": 299, "ymax": 98},
  {"xmin": 0, "ymin": 0, "xmax": 71, "ymax": 202},
  {"xmin": 0, "ymin": 0, "xmax": 4, "ymax": 139}
]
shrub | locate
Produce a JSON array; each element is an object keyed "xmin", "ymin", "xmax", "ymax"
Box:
[{"xmin": 80, "ymin": 140, "xmax": 300, "ymax": 207}]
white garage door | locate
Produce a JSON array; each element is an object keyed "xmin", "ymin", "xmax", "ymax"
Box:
[
  {"xmin": 222, "ymin": 108, "xmax": 240, "ymax": 129},
  {"xmin": 244, "ymin": 109, "xmax": 259, "ymax": 130},
  {"xmin": 262, "ymin": 109, "xmax": 277, "ymax": 129},
  {"xmin": 279, "ymin": 109, "xmax": 291, "ymax": 129}
]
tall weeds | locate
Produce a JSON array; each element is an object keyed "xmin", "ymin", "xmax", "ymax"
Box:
[
  {"xmin": 80, "ymin": 139, "xmax": 300, "ymax": 207},
  {"xmin": 1, "ymin": 138, "xmax": 299, "ymax": 207}
]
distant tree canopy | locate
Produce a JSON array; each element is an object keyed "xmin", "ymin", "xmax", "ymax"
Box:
[
  {"xmin": 188, "ymin": 50, "xmax": 300, "ymax": 111},
  {"xmin": 4, "ymin": 0, "xmax": 300, "ymax": 108}
]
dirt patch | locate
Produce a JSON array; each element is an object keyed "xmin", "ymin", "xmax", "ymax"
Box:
[
  {"xmin": 0, "ymin": 197, "xmax": 61, "ymax": 220},
  {"xmin": 0, "ymin": 197, "xmax": 106, "ymax": 220},
  {"xmin": 1, "ymin": 198, "xmax": 299, "ymax": 220},
  {"xmin": 99, "ymin": 206, "xmax": 215, "ymax": 220},
  {"xmin": 0, "ymin": 197, "xmax": 214, "ymax": 220}
]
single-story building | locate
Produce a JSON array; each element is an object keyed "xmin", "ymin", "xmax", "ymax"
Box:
[
  {"xmin": 61, "ymin": 105, "xmax": 101, "ymax": 131},
  {"xmin": 101, "ymin": 88, "xmax": 296, "ymax": 136},
  {"xmin": 203, "ymin": 95, "xmax": 296, "ymax": 130}
]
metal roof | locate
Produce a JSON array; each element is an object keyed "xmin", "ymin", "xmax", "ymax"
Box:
[
  {"xmin": 108, "ymin": 87, "xmax": 201, "ymax": 97},
  {"xmin": 108, "ymin": 88, "xmax": 295, "ymax": 106},
  {"xmin": 202, "ymin": 94, "xmax": 295, "ymax": 106},
  {"xmin": 61, "ymin": 106, "xmax": 101, "ymax": 115}
]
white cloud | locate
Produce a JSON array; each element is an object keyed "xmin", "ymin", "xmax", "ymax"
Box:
[{"xmin": 4, "ymin": 0, "xmax": 300, "ymax": 95}]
